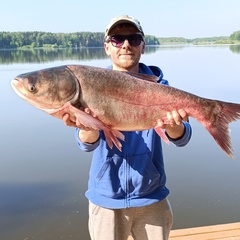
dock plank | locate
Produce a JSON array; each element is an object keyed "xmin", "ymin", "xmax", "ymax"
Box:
[
  {"xmin": 169, "ymin": 222, "xmax": 240, "ymax": 240},
  {"xmin": 128, "ymin": 222, "xmax": 240, "ymax": 240}
]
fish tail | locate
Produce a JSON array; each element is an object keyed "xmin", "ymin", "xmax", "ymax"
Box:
[{"xmin": 203, "ymin": 101, "xmax": 240, "ymax": 159}]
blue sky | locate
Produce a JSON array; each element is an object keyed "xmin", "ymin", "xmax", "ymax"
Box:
[{"xmin": 1, "ymin": 0, "xmax": 240, "ymax": 38}]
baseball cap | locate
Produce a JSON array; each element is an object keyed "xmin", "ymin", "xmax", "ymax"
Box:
[{"xmin": 104, "ymin": 15, "xmax": 144, "ymax": 37}]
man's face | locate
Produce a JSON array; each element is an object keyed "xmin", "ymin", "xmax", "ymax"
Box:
[{"xmin": 104, "ymin": 24, "xmax": 145, "ymax": 72}]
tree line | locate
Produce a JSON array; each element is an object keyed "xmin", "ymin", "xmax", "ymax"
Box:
[
  {"xmin": 0, "ymin": 31, "xmax": 160, "ymax": 49},
  {"xmin": 158, "ymin": 30, "xmax": 240, "ymax": 44},
  {"xmin": 0, "ymin": 30, "xmax": 239, "ymax": 49}
]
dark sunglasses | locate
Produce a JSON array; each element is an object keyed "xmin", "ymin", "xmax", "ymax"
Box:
[{"xmin": 105, "ymin": 34, "xmax": 143, "ymax": 47}]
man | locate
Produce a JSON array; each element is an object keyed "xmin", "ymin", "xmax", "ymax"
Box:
[{"xmin": 64, "ymin": 15, "xmax": 192, "ymax": 240}]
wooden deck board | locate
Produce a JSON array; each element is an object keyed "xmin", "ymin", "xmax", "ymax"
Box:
[
  {"xmin": 128, "ymin": 222, "xmax": 240, "ymax": 240},
  {"xmin": 169, "ymin": 222, "xmax": 240, "ymax": 240}
]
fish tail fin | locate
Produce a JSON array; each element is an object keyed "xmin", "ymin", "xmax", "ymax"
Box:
[{"xmin": 203, "ymin": 101, "xmax": 240, "ymax": 159}]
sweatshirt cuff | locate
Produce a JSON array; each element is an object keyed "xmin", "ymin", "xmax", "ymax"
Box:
[{"xmin": 167, "ymin": 121, "xmax": 192, "ymax": 147}]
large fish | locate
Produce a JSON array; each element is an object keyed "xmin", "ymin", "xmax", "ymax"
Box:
[{"xmin": 11, "ymin": 64, "xmax": 240, "ymax": 158}]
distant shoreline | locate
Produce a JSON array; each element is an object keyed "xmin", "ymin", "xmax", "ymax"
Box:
[
  {"xmin": 1, "ymin": 31, "xmax": 240, "ymax": 49},
  {"xmin": 1, "ymin": 42, "xmax": 240, "ymax": 51}
]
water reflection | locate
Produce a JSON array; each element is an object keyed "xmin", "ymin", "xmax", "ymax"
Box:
[
  {"xmin": 229, "ymin": 44, "xmax": 240, "ymax": 54},
  {"xmin": 0, "ymin": 46, "xmax": 163, "ymax": 64},
  {"xmin": 0, "ymin": 48, "xmax": 108, "ymax": 64},
  {"xmin": 1, "ymin": 45, "xmax": 240, "ymax": 65}
]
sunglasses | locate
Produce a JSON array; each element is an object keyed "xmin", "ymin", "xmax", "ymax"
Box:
[{"xmin": 105, "ymin": 34, "xmax": 143, "ymax": 47}]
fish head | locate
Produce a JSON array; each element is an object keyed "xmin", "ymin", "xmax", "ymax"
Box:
[{"xmin": 11, "ymin": 66, "xmax": 79, "ymax": 112}]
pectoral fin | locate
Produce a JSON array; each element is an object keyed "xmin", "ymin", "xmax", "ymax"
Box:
[{"xmin": 68, "ymin": 104, "xmax": 125, "ymax": 151}]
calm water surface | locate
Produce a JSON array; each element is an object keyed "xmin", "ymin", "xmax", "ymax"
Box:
[{"xmin": 0, "ymin": 45, "xmax": 240, "ymax": 240}]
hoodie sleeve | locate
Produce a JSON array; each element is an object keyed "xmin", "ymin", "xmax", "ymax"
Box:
[{"xmin": 166, "ymin": 121, "xmax": 192, "ymax": 147}]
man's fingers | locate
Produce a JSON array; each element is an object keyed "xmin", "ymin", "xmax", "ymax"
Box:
[
  {"xmin": 62, "ymin": 113, "xmax": 77, "ymax": 127},
  {"xmin": 178, "ymin": 109, "xmax": 189, "ymax": 122},
  {"xmin": 156, "ymin": 119, "xmax": 164, "ymax": 128},
  {"xmin": 167, "ymin": 112, "xmax": 175, "ymax": 126},
  {"xmin": 172, "ymin": 110, "xmax": 182, "ymax": 125}
]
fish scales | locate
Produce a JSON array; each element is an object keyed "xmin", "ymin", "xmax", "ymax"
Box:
[
  {"xmin": 70, "ymin": 66, "xmax": 168, "ymax": 127},
  {"xmin": 79, "ymin": 66, "xmax": 216, "ymax": 129},
  {"xmin": 69, "ymin": 66, "xmax": 202, "ymax": 127}
]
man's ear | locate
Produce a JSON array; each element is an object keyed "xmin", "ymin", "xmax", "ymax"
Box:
[
  {"xmin": 141, "ymin": 42, "xmax": 145, "ymax": 54},
  {"xmin": 104, "ymin": 43, "xmax": 111, "ymax": 56}
]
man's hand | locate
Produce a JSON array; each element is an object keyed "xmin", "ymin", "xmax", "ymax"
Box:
[
  {"xmin": 62, "ymin": 107, "xmax": 98, "ymax": 131},
  {"xmin": 62, "ymin": 113, "xmax": 100, "ymax": 143},
  {"xmin": 62, "ymin": 113, "xmax": 94, "ymax": 131},
  {"xmin": 157, "ymin": 109, "xmax": 189, "ymax": 139},
  {"xmin": 62, "ymin": 113, "xmax": 77, "ymax": 127}
]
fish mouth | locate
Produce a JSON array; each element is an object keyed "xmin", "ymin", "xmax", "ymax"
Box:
[{"xmin": 11, "ymin": 78, "xmax": 30, "ymax": 102}]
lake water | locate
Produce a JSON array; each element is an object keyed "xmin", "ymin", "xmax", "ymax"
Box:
[{"xmin": 0, "ymin": 45, "xmax": 240, "ymax": 240}]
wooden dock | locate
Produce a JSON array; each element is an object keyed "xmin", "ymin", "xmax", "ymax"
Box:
[
  {"xmin": 169, "ymin": 222, "xmax": 240, "ymax": 240},
  {"xmin": 128, "ymin": 222, "xmax": 240, "ymax": 240}
]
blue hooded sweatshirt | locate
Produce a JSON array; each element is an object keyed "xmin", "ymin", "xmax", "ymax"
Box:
[{"xmin": 75, "ymin": 63, "xmax": 192, "ymax": 209}]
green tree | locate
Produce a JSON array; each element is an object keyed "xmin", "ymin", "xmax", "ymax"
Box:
[{"xmin": 230, "ymin": 31, "xmax": 240, "ymax": 41}]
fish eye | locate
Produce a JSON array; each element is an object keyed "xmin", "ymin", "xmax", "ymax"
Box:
[{"xmin": 28, "ymin": 84, "xmax": 36, "ymax": 92}]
